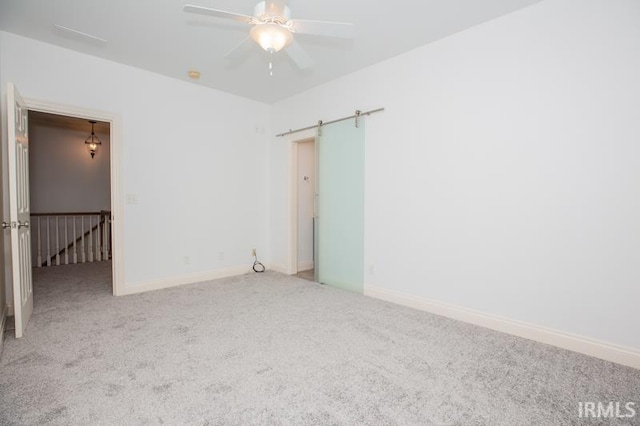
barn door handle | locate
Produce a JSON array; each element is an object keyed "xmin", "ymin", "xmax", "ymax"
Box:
[
  {"xmin": 1, "ymin": 221, "xmax": 11, "ymax": 230},
  {"xmin": 18, "ymin": 221, "xmax": 29, "ymax": 229}
]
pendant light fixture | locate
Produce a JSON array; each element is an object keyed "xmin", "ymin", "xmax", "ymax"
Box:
[{"xmin": 85, "ymin": 120, "xmax": 102, "ymax": 159}]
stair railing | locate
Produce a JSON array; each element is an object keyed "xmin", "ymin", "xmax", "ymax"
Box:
[{"xmin": 30, "ymin": 211, "xmax": 112, "ymax": 267}]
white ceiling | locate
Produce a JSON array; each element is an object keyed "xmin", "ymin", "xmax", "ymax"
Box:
[{"xmin": 0, "ymin": 0, "xmax": 543, "ymax": 103}]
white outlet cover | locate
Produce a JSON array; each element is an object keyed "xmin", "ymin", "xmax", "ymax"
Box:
[{"xmin": 126, "ymin": 194, "xmax": 139, "ymax": 204}]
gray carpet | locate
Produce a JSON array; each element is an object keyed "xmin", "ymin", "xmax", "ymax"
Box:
[{"xmin": 1, "ymin": 262, "xmax": 639, "ymax": 425}]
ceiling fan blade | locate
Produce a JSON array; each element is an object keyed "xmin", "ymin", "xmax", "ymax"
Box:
[
  {"xmin": 265, "ymin": 0, "xmax": 286, "ymax": 15},
  {"xmin": 224, "ymin": 37, "xmax": 256, "ymax": 62},
  {"xmin": 292, "ymin": 19, "xmax": 355, "ymax": 39},
  {"xmin": 183, "ymin": 4, "xmax": 254, "ymax": 24},
  {"xmin": 285, "ymin": 40, "xmax": 313, "ymax": 70}
]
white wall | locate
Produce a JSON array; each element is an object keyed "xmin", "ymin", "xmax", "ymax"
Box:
[
  {"xmin": 0, "ymin": 31, "xmax": 271, "ymax": 299},
  {"xmin": 29, "ymin": 120, "xmax": 110, "ymax": 213},
  {"xmin": 296, "ymin": 140, "xmax": 315, "ymax": 270},
  {"xmin": 271, "ymin": 0, "xmax": 640, "ymax": 350}
]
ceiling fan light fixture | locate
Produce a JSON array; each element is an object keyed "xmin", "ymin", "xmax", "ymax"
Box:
[
  {"xmin": 250, "ymin": 23, "xmax": 292, "ymax": 54},
  {"xmin": 184, "ymin": 1, "xmax": 353, "ymax": 69}
]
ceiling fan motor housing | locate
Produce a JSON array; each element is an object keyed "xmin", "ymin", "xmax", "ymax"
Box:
[{"xmin": 254, "ymin": 1, "xmax": 292, "ymax": 21}]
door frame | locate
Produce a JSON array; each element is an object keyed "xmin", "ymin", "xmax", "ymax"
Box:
[
  {"xmin": 24, "ymin": 97, "xmax": 124, "ymax": 296},
  {"xmin": 287, "ymin": 132, "xmax": 316, "ymax": 275}
]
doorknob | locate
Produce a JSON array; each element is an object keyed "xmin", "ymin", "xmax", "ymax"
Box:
[
  {"xmin": 1, "ymin": 221, "xmax": 11, "ymax": 230},
  {"xmin": 18, "ymin": 221, "xmax": 29, "ymax": 229}
]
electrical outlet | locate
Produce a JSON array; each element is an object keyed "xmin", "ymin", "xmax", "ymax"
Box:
[
  {"xmin": 183, "ymin": 256, "xmax": 191, "ymax": 265},
  {"xmin": 252, "ymin": 248, "xmax": 257, "ymax": 257},
  {"xmin": 368, "ymin": 265, "xmax": 375, "ymax": 275},
  {"xmin": 125, "ymin": 194, "xmax": 139, "ymax": 204},
  {"xmin": 218, "ymin": 252, "xmax": 225, "ymax": 261}
]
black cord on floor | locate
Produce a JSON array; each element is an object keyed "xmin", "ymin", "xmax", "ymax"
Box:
[{"xmin": 253, "ymin": 254, "xmax": 265, "ymax": 273}]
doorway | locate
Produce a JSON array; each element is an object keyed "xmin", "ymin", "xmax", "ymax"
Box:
[
  {"xmin": 28, "ymin": 112, "xmax": 112, "ymax": 286},
  {"xmin": 293, "ymin": 138, "xmax": 315, "ymax": 281},
  {"xmin": 5, "ymin": 83, "xmax": 122, "ymax": 338},
  {"xmin": 21, "ymin": 97, "xmax": 123, "ymax": 299},
  {"xmin": 288, "ymin": 119, "xmax": 365, "ymax": 293}
]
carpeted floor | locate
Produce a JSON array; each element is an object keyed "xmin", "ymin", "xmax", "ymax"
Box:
[{"xmin": 1, "ymin": 262, "xmax": 639, "ymax": 425}]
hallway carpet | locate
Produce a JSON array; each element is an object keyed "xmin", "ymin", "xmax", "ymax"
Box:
[{"xmin": 1, "ymin": 262, "xmax": 639, "ymax": 425}]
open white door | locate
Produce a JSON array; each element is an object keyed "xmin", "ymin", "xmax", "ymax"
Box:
[{"xmin": 6, "ymin": 83, "xmax": 33, "ymax": 338}]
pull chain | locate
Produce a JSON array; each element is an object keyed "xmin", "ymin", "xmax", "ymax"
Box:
[{"xmin": 269, "ymin": 52, "xmax": 274, "ymax": 76}]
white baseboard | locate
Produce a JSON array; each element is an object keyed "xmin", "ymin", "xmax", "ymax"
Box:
[
  {"xmin": 365, "ymin": 284, "xmax": 640, "ymax": 370},
  {"xmin": 268, "ymin": 263, "xmax": 289, "ymax": 274},
  {"xmin": 121, "ymin": 265, "xmax": 253, "ymax": 296},
  {"xmin": 121, "ymin": 262, "xmax": 290, "ymax": 297},
  {"xmin": 0, "ymin": 305, "xmax": 8, "ymax": 358}
]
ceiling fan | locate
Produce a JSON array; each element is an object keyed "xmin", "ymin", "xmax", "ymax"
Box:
[{"xmin": 183, "ymin": 0, "xmax": 355, "ymax": 70}]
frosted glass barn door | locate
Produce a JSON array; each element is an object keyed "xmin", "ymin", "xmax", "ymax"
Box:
[{"xmin": 315, "ymin": 119, "xmax": 365, "ymax": 293}]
